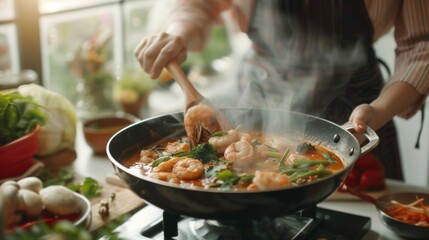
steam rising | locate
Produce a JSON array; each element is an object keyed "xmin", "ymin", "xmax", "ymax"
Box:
[{"xmin": 233, "ymin": 1, "xmax": 367, "ymax": 122}]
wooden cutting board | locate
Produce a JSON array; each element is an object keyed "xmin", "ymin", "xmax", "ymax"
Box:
[
  {"xmin": 73, "ymin": 173, "xmax": 145, "ymax": 232},
  {"xmin": 326, "ymin": 187, "xmax": 388, "ymax": 201}
]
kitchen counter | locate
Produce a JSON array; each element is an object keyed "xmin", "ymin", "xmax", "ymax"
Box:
[
  {"xmin": 320, "ymin": 180, "xmax": 429, "ymax": 240},
  {"xmin": 72, "ymin": 120, "xmax": 429, "ymax": 240}
]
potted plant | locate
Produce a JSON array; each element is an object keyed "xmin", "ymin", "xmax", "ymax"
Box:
[{"xmin": 0, "ymin": 91, "xmax": 46, "ymax": 179}]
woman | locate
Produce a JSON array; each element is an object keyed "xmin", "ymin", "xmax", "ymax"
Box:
[{"xmin": 134, "ymin": 0, "xmax": 429, "ymax": 180}]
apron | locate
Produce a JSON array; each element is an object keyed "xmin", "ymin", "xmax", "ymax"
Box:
[{"xmin": 237, "ymin": 0, "xmax": 404, "ymax": 180}]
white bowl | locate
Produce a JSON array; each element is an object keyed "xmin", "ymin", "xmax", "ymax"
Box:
[{"xmin": 73, "ymin": 192, "xmax": 92, "ymax": 228}]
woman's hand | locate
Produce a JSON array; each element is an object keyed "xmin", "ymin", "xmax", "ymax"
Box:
[
  {"xmin": 134, "ymin": 33, "xmax": 187, "ymax": 79},
  {"xmin": 349, "ymin": 104, "xmax": 377, "ymax": 134}
]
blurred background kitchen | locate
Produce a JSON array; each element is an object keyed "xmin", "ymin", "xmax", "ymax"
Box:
[{"xmin": 0, "ymin": 0, "xmax": 427, "ymax": 187}]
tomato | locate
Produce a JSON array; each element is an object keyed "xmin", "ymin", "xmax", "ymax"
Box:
[
  {"xmin": 353, "ymin": 152, "xmax": 384, "ymax": 171},
  {"xmin": 343, "ymin": 152, "xmax": 386, "ymax": 191},
  {"xmin": 359, "ymin": 169, "xmax": 386, "ymax": 191},
  {"xmin": 344, "ymin": 169, "xmax": 360, "ymax": 188}
]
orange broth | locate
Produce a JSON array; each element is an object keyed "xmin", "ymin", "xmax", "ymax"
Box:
[{"xmin": 122, "ymin": 131, "xmax": 344, "ymax": 191}]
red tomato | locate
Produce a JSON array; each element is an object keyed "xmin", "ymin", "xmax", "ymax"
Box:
[
  {"xmin": 344, "ymin": 169, "xmax": 360, "ymax": 188},
  {"xmin": 354, "ymin": 153, "xmax": 384, "ymax": 171},
  {"xmin": 342, "ymin": 152, "xmax": 386, "ymax": 192},
  {"xmin": 359, "ymin": 169, "xmax": 386, "ymax": 191}
]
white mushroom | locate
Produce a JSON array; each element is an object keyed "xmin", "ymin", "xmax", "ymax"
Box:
[
  {"xmin": 1, "ymin": 180, "xmax": 20, "ymax": 190},
  {"xmin": 16, "ymin": 189, "xmax": 43, "ymax": 217},
  {"xmin": 0, "ymin": 183, "xmax": 20, "ymax": 225},
  {"xmin": 39, "ymin": 185, "xmax": 81, "ymax": 216},
  {"xmin": 17, "ymin": 177, "xmax": 43, "ymax": 193}
]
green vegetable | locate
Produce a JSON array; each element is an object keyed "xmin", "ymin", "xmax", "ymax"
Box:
[
  {"xmin": 239, "ymin": 173, "xmax": 254, "ymax": 183},
  {"xmin": 296, "ymin": 142, "xmax": 315, "ymax": 154},
  {"xmin": 0, "ymin": 91, "xmax": 46, "ymax": 146},
  {"xmin": 188, "ymin": 143, "xmax": 219, "ymax": 163},
  {"xmin": 39, "ymin": 169, "xmax": 74, "ymax": 187},
  {"xmin": 205, "ymin": 165, "xmax": 227, "ymax": 179},
  {"xmin": 67, "ymin": 177, "xmax": 102, "ymax": 199},
  {"xmin": 6, "ymin": 215, "xmax": 130, "ymax": 240},
  {"xmin": 289, "ymin": 164, "xmax": 332, "ymax": 183},
  {"xmin": 151, "ymin": 156, "xmax": 171, "ymax": 168},
  {"xmin": 17, "ymin": 84, "xmax": 77, "ymax": 155},
  {"xmin": 217, "ymin": 169, "xmax": 236, "ymax": 181},
  {"xmin": 212, "ymin": 130, "xmax": 228, "ymax": 137},
  {"xmin": 278, "ymin": 148, "xmax": 290, "ymax": 169},
  {"xmin": 322, "ymin": 153, "xmax": 337, "ymax": 163}
]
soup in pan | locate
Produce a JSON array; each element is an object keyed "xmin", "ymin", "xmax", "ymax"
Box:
[{"xmin": 123, "ymin": 128, "xmax": 344, "ymax": 191}]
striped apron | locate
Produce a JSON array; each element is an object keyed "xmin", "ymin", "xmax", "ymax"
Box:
[{"xmin": 237, "ymin": 0, "xmax": 404, "ymax": 180}]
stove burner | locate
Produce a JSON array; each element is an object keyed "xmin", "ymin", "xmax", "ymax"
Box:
[
  {"xmin": 119, "ymin": 205, "xmax": 371, "ymax": 240},
  {"xmin": 183, "ymin": 214, "xmax": 322, "ymax": 240}
]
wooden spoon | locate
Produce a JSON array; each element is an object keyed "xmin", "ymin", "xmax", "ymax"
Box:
[
  {"xmin": 166, "ymin": 61, "xmax": 204, "ymax": 111},
  {"xmin": 166, "ymin": 61, "xmax": 227, "ymax": 146}
]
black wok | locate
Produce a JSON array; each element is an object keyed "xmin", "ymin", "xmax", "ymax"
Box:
[{"xmin": 106, "ymin": 108, "xmax": 378, "ymax": 220}]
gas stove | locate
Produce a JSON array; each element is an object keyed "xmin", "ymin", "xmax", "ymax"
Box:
[{"xmin": 109, "ymin": 204, "xmax": 370, "ymax": 240}]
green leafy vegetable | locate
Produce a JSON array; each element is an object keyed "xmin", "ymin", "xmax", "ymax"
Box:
[
  {"xmin": 205, "ymin": 165, "xmax": 227, "ymax": 179},
  {"xmin": 188, "ymin": 143, "xmax": 218, "ymax": 163},
  {"xmin": 212, "ymin": 130, "xmax": 228, "ymax": 137},
  {"xmin": 39, "ymin": 169, "xmax": 74, "ymax": 187},
  {"xmin": 17, "ymin": 84, "xmax": 78, "ymax": 155},
  {"xmin": 67, "ymin": 177, "xmax": 102, "ymax": 199},
  {"xmin": 0, "ymin": 92, "xmax": 46, "ymax": 146}
]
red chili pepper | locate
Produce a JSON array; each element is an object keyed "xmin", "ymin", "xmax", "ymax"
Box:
[{"xmin": 6, "ymin": 211, "xmax": 81, "ymax": 233}]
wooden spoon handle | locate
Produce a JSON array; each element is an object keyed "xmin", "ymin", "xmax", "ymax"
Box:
[{"xmin": 166, "ymin": 61, "xmax": 203, "ymax": 109}]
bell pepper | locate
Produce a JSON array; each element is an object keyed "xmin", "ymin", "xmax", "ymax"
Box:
[{"xmin": 342, "ymin": 152, "xmax": 386, "ymax": 191}]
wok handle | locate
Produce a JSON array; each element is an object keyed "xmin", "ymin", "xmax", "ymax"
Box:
[{"xmin": 341, "ymin": 122, "xmax": 379, "ymax": 156}]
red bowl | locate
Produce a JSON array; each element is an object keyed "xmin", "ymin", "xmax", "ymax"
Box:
[{"xmin": 0, "ymin": 125, "xmax": 40, "ymax": 179}]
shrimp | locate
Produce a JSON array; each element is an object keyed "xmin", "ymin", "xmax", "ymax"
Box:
[
  {"xmin": 153, "ymin": 157, "xmax": 181, "ymax": 172},
  {"xmin": 238, "ymin": 132, "xmax": 252, "ymax": 142},
  {"xmin": 252, "ymin": 170, "xmax": 291, "ymax": 190},
  {"xmin": 224, "ymin": 140, "xmax": 255, "ymax": 167},
  {"xmin": 140, "ymin": 150, "xmax": 159, "ymax": 163},
  {"xmin": 165, "ymin": 141, "xmax": 191, "ymax": 154},
  {"xmin": 172, "ymin": 158, "xmax": 204, "ymax": 180},
  {"xmin": 209, "ymin": 129, "xmax": 240, "ymax": 154},
  {"xmin": 150, "ymin": 172, "xmax": 180, "ymax": 184},
  {"xmin": 184, "ymin": 103, "xmax": 223, "ymax": 146}
]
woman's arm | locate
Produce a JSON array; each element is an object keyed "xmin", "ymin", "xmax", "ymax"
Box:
[
  {"xmin": 350, "ymin": 82, "xmax": 422, "ymax": 133},
  {"xmin": 350, "ymin": 0, "xmax": 429, "ymax": 133}
]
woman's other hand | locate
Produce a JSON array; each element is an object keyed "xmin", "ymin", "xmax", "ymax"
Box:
[
  {"xmin": 349, "ymin": 104, "xmax": 377, "ymax": 134},
  {"xmin": 134, "ymin": 33, "xmax": 187, "ymax": 79}
]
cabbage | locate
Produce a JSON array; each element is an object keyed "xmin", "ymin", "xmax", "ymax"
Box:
[{"xmin": 17, "ymin": 84, "xmax": 77, "ymax": 155}]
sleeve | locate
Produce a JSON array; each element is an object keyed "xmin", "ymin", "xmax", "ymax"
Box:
[
  {"xmin": 166, "ymin": 0, "xmax": 233, "ymax": 50},
  {"xmin": 385, "ymin": 0, "xmax": 429, "ymax": 119}
]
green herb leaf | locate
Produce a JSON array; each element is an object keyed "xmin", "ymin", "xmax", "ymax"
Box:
[{"xmin": 188, "ymin": 143, "xmax": 218, "ymax": 163}]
